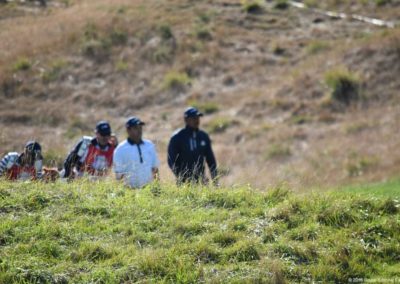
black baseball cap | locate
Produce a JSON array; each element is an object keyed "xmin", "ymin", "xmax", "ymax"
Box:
[
  {"xmin": 126, "ymin": 116, "xmax": 145, "ymax": 128},
  {"xmin": 25, "ymin": 141, "xmax": 41, "ymax": 152},
  {"xmin": 95, "ymin": 121, "xmax": 112, "ymax": 136},
  {"xmin": 184, "ymin": 107, "xmax": 203, "ymax": 118}
]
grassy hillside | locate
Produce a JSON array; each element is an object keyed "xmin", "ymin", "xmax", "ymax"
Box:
[
  {"xmin": 339, "ymin": 178, "xmax": 400, "ymax": 198},
  {"xmin": 0, "ymin": 0, "xmax": 400, "ymax": 190},
  {"xmin": 0, "ymin": 180, "xmax": 399, "ymax": 283}
]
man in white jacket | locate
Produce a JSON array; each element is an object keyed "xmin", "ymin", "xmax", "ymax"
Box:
[{"xmin": 113, "ymin": 116, "xmax": 160, "ymax": 188}]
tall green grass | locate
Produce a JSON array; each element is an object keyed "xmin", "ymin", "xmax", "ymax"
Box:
[{"xmin": 0, "ymin": 179, "xmax": 399, "ymax": 283}]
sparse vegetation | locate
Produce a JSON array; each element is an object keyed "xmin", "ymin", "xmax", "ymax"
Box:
[
  {"xmin": 197, "ymin": 11, "xmax": 212, "ymax": 24},
  {"xmin": 0, "ymin": 180, "xmax": 398, "ymax": 282},
  {"xmin": 306, "ymin": 40, "xmax": 330, "ymax": 55},
  {"xmin": 194, "ymin": 25, "xmax": 213, "ymax": 41},
  {"xmin": 162, "ymin": 71, "xmax": 192, "ymax": 91},
  {"xmin": 152, "ymin": 45, "xmax": 175, "ymax": 64},
  {"xmin": 273, "ymin": 0, "xmax": 289, "ymax": 10},
  {"xmin": 109, "ymin": 28, "xmax": 128, "ymax": 45},
  {"xmin": 325, "ymin": 68, "xmax": 361, "ymax": 105},
  {"xmin": 80, "ymin": 23, "xmax": 128, "ymax": 61},
  {"xmin": 345, "ymin": 153, "xmax": 379, "ymax": 177},
  {"xmin": 265, "ymin": 143, "xmax": 291, "ymax": 159},
  {"xmin": 344, "ymin": 122, "xmax": 373, "ymax": 134},
  {"xmin": 115, "ymin": 59, "xmax": 129, "ymax": 72},
  {"xmin": 146, "ymin": 24, "xmax": 176, "ymax": 64},
  {"xmin": 290, "ymin": 114, "xmax": 312, "ymax": 125},
  {"xmin": 64, "ymin": 117, "xmax": 92, "ymax": 139},
  {"xmin": 375, "ymin": 0, "xmax": 391, "ymax": 7},
  {"xmin": 158, "ymin": 24, "xmax": 174, "ymax": 41},
  {"xmin": 241, "ymin": 0, "xmax": 264, "ymax": 14},
  {"xmin": 246, "ymin": 122, "xmax": 273, "ymax": 138},
  {"xmin": 206, "ymin": 117, "xmax": 235, "ymax": 134},
  {"xmin": 41, "ymin": 59, "xmax": 68, "ymax": 82},
  {"xmin": 304, "ymin": 0, "xmax": 318, "ymax": 8},
  {"xmin": 188, "ymin": 101, "xmax": 219, "ymax": 114},
  {"xmin": 81, "ymin": 38, "xmax": 112, "ymax": 60},
  {"xmin": 272, "ymin": 43, "xmax": 286, "ymax": 56},
  {"xmin": 12, "ymin": 57, "xmax": 31, "ymax": 71}
]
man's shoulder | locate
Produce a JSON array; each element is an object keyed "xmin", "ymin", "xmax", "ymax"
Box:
[
  {"xmin": 198, "ymin": 129, "xmax": 210, "ymax": 139},
  {"xmin": 171, "ymin": 128, "xmax": 186, "ymax": 138},
  {"xmin": 115, "ymin": 140, "xmax": 130, "ymax": 151},
  {"xmin": 73, "ymin": 136, "xmax": 93, "ymax": 148},
  {"xmin": 1, "ymin": 152, "xmax": 20, "ymax": 168},
  {"xmin": 1, "ymin": 152, "xmax": 19, "ymax": 162},
  {"xmin": 142, "ymin": 139, "xmax": 156, "ymax": 148},
  {"xmin": 78, "ymin": 136, "xmax": 93, "ymax": 143},
  {"xmin": 5, "ymin": 152, "xmax": 19, "ymax": 158}
]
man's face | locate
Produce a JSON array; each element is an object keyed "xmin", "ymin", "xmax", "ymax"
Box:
[
  {"xmin": 185, "ymin": 116, "xmax": 200, "ymax": 129},
  {"xmin": 127, "ymin": 125, "xmax": 143, "ymax": 142},
  {"xmin": 96, "ymin": 133, "xmax": 111, "ymax": 146}
]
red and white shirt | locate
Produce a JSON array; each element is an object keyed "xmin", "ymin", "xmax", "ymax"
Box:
[{"xmin": 0, "ymin": 152, "xmax": 42, "ymax": 180}]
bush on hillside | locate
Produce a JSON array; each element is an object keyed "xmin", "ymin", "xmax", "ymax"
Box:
[
  {"xmin": 274, "ymin": 0, "xmax": 289, "ymax": 10},
  {"xmin": 110, "ymin": 29, "xmax": 128, "ymax": 45},
  {"xmin": 114, "ymin": 60, "xmax": 129, "ymax": 72},
  {"xmin": 187, "ymin": 100, "xmax": 219, "ymax": 114},
  {"xmin": 206, "ymin": 117, "xmax": 236, "ymax": 134},
  {"xmin": 325, "ymin": 68, "xmax": 361, "ymax": 105},
  {"xmin": 158, "ymin": 24, "xmax": 174, "ymax": 41},
  {"xmin": 82, "ymin": 38, "xmax": 112, "ymax": 60},
  {"xmin": 195, "ymin": 25, "xmax": 213, "ymax": 41},
  {"xmin": 162, "ymin": 71, "xmax": 192, "ymax": 92},
  {"xmin": 241, "ymin": 0, "xmax": 264, "ymax": 14},
  {"xmin": 306, "ymin": 40, "xmax": 330, "ymax": 55},
  {"xmin": 81, "ymin": 23, "xmax": 128, "ymax": 61},
  {"xmin": 265, "ymin": 143, "xmax": 292, "ymax": 160},
  {"xmin": 12, "ymin": 57, "xmax": 31, "ymax": 71},
  {"xmin": 375, "ymin": 0, "xmax": 391, "ymax": 7},
  {"xmin": 41, "ymin": 59, "xmax": 68, "ymax": 83}
]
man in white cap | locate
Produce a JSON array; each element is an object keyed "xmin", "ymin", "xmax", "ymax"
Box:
[{"xmin": 113, "ymin": 116, "xmax": 160, "ymax": 188}]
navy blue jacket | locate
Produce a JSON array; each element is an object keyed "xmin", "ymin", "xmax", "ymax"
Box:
[{"xmin": 168, "ymin": 126, "xmax": 217, "ymax": 183}]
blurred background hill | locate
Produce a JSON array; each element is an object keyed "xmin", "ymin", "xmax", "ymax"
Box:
[{"xmin": 0, "ymin": 0, "xmax": 399, "ymax": 189}]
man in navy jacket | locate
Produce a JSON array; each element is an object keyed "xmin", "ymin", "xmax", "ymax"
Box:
[{"xmin": 168, "ymin": 107, "xmax": 218, "ymax": 185}]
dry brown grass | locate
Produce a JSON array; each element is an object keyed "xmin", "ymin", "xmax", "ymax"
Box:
[
  {"xmin": 0, "ymin": 0, "xmax": 399, "ymax": 190},
  {"xmin": 0, "ymin": 0, "xmax": 165, "ymax": 78}
]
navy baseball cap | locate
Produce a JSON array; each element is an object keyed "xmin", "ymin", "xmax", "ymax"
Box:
[
  {"xmin": 184, "ymin": 107, "xmax": 203, "ymax": 118},
  {"xmin": 25, "ymin": 141, "xmax": 41, "ymax": 152},
  {"xmin": 126, "ymin": 116, "xmax": 145, "ymax": 128},
  {"xmin": 95, "ymin": 121, "xmax": 112, "ymax": 136}
]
